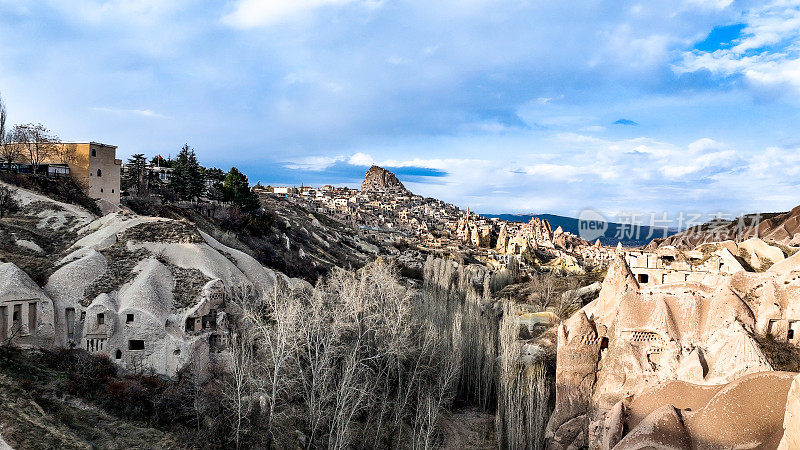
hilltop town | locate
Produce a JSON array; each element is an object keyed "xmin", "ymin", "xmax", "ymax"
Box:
[{"xmin": 257, "ymin": 165, "xmax": 615, "ymax": 273}]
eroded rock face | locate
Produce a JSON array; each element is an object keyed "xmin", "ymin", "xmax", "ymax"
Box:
[
  {"xmin": 0, "ymin": 183, "xmax": 310, "ymax": 378},
  {"xmin": 618, "ymin": 372, "xmax": 794, "ymax": 449},
  {"xmin": 360, "ymin": 165, "xmax": 408, "ymax": 193},
  {"xmin": 779, "ymin": 373, "xmax": 800, "ymax": 449},
  {"xmin": 548, "ymin": 250, "xmax": 800, "ymax": 449},
  {"xmin": 545, "ymin": 311, "xmax": 602, "ymax": 449}
]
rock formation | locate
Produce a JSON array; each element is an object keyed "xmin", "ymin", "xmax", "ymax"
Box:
[
  {"xmin": 615, "ymin": 371, "xmax": 795, "ymax": 449},
  {"xmin": 547, "ymin": 244, "xmax": 800, "ymax": 448},
  {"xmin": 360, "ymin": 165, "xmax": 408, "ymax": 193},
  {"xmin": 0, "ymin": 182, "xmax": 308, "ymax": 377}
]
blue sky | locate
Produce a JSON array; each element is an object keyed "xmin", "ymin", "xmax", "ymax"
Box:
[{"xmin": 1, "ymin": 0, "xmax": 800, "ymax": 221}]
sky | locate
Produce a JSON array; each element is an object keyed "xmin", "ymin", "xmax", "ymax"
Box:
[{"xmin": 1, "ymin": 0, "xmax": 800, "ymax": 222}]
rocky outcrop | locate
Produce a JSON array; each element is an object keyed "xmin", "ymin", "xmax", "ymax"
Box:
[
  {"xmin": 360, "ymin": 165, "xmax": 408, "ymax": 193},
  {"xmin": 548, "ymin": 249, "xmax": 800, "ymax": 448},
  {"xmin": 0, "ymin": 183, "xmax": 310, "ymax": 377},
  {"xmin": 545, "ymin": 311, "xmax": 602, "ymax": 449},
  {"xmin": 780, "ymin": 373, "xmax": 800, "ymax": 449},
  {"xmin": 0, "ymin": 262, "xmax": 56, "ymax": 348}
]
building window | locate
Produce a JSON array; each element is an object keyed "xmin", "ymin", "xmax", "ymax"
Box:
[
  {"xmin": 91, "ymin": 149, "xmax": 96, "ymax": 157},
  {"xmin": 115, "ymin": 349, "xmax": 122, "ymax": 359},
  {"xmin": 111, "ymin": 189, "xmax": 114, "ymax": 193},
  {"xmin": 126, "ymin": 313, "xmax": 134, "ymax": 323},
  {"xmin": 128, "ymin": 340, "xmax": 145, "ymax": 350},
  {"xmin": 637, "ymin": 273, "xmax": 649, "ymax": 284},
  {"xmin": 789, "ymin": 321, "xmax": 800, "ymax": 340},
  {"xmin": 97, "ymin": 313, "xmax": 104, "ymax": 325},
  {"xmin": 100, "ymin": 188, "xmax": 103, "ymax": 193},
  {"xmin": 97, "ymin": 169, "xmax": 102, "ymax": 177}
]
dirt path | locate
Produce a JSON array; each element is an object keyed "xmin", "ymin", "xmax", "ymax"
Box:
[{"xmin": 439, "ymin": 407, "xmax": 496, "ymax": 449}]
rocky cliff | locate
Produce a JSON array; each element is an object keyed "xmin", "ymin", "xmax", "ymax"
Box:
[{"xmin": 360, "ymin": 165, "xmax": 409, "ymax": 193}]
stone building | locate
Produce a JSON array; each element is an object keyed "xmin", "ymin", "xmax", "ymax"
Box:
[{"xmin": 58, "ymin": 142, "xmax": 122, "ymax": 205}]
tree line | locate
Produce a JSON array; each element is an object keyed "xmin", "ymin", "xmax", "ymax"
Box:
[{"xmin": 122, "ymin": 145, "xmax": 260, "ymax": 213}]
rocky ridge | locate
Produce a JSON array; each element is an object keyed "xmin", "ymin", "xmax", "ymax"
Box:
[{"xmin": 652, "ymin": 204, "xmax": 800, "ymax": 249}]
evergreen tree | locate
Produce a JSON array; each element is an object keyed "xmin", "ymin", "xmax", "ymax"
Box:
[
  {"xmin": 122, "ymin": 153, "xmax": 147, "ymax": 196},
  {"xmin": 223, "ymin": 167, "xmax": 260, "ymax": 212},
  {"xmin": 172, "ymin": 144, "xmax": 204, "ymax": 201}
]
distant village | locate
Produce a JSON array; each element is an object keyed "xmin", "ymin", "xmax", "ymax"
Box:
[{"xmin": 250, "ymin": 166, "xmax": 616, "ymax": 272}]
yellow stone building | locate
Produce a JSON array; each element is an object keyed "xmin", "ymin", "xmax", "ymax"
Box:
[{"xmin": 57, "ymin": 142, "xmax": 122, "ymax": 205}]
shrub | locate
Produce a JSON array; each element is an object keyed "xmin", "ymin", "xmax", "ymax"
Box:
[
  {"xmin": 51, "ymin": 349, "xmax": 117, "ymax": 397},
  {"xmin": 0, "ymin": 184, "xmax": 19, "ymax": 218},
  {"xmin": 755, "ymin": 333, "xmax": 800, "ymax": 372}
]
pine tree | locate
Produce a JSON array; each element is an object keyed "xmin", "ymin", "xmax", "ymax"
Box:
[
  {"xmin": 172, "ymin": 144, "xmax": 205, "ymax": 201},
  {"xmin": 122, "ymin": 153, "xmax": 147, "ymax": 196},
  {"xmin": 224, "ymin": 167, "xmax": 260, "ymax": 212}
]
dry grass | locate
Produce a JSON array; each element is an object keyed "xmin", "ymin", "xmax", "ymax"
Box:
[
  {"xmin": 755, "ymin": 333, "xmax": 800, "ymax": 372},
  {"xmin": 168, "ymin": 265, "xmax": 211, "ymax": 309}
]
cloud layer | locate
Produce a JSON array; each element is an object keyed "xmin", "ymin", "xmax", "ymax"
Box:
[{"xmin": 1, "ymin": 0, "xmax": 799, "ymax": 219}]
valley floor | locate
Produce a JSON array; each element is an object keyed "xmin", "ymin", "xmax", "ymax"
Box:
[{"xmin": 439, "ymin": 407, "xmax": 496, "ymax": 450}]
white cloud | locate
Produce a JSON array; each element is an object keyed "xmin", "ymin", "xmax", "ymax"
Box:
[
  {"xmin": 348, "ymin": 152, "xmax": 375, "ymax": 166},
  {"xmin": 683, "ymin": 0, "xmax": 734, "ymax": 11},
  {"xmin": 676, "ymin": 0, "xmax": 800, "ymax": 94},
  {"xmin": 580, "ymin": 125, "xmax": 606, "ymax": 132},
  {"xmin": 222, "ymin": 0, "xmax": 365, "ymax": 28},
  {"xmin": 92, "ymin": 107, "xmax": 166, "ymax": 118},
  {"xmin": 284, "ymin": 155, "xmax": 345, "ymax": 170}
]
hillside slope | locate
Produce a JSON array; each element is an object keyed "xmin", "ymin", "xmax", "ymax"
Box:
[
  {"xmin": 0, "ymin": 348, "xmax": 182, "ymax": 449},
  {"xmin": 653, "ymin": 204, "xmax": 800, "ymax": 249}
]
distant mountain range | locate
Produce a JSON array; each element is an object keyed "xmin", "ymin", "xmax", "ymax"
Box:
[{"xmin": 482, "ymin": 213, "xmax": 677, "ymax": 247}]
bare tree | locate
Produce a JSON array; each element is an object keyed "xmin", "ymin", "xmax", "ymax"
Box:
[
  {"xmin": 0, "ymin": 93, "xmax": 20, "ymax": 169},
  {"xmin": 0, "ymin": 140, "xmax": 21, "ymax": 168},
  {"xmin": 226, "ymin": 330, "xmax": 254, "ymax": 449},
  {"xmin": 56, "ymin": 142, "xmax": 78, "ymax": 166},
  {"xmin": 11, "ymin": 123, "xmax": 59, "ymax": 174},
  {"xmin": 529, "ymin": 271, "xmax": 557, "ymax": 311},
  {"xmin": 224, "ymin": 261, "xmax": 463, "ymax": 449},
  {"xmin": 0, "ymin": 92, "xmax": 6, "ymax": 143}
]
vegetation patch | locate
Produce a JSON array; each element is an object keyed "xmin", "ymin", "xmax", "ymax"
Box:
[
  {"xmin": 0, "ymin": 212, "xmax": 79, "ymax": 285},
  {"xmin": 120, "ymin": 220, "xmax": 204, "ymax": 244},
  {"xmin": 0, "ymin": 347, "xmax": 181, "ymax": 449},
  {"xmin": 83, "ymin": 243, "xmax": 150, "ymax": 306},
  {"xmin": 0, "ymin": 172, "xmax": 100, "ymax": 216},
  {"xmin": 755, "ymin": 333, "xmax": 800, "ymax": 372},
  {"xmin": 772, "ymin": 242, "xmax": 800, "ymax": 257},
  {"xmin": 168, "ymin": 264, "xmax": 211, "ymax": 310}
]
